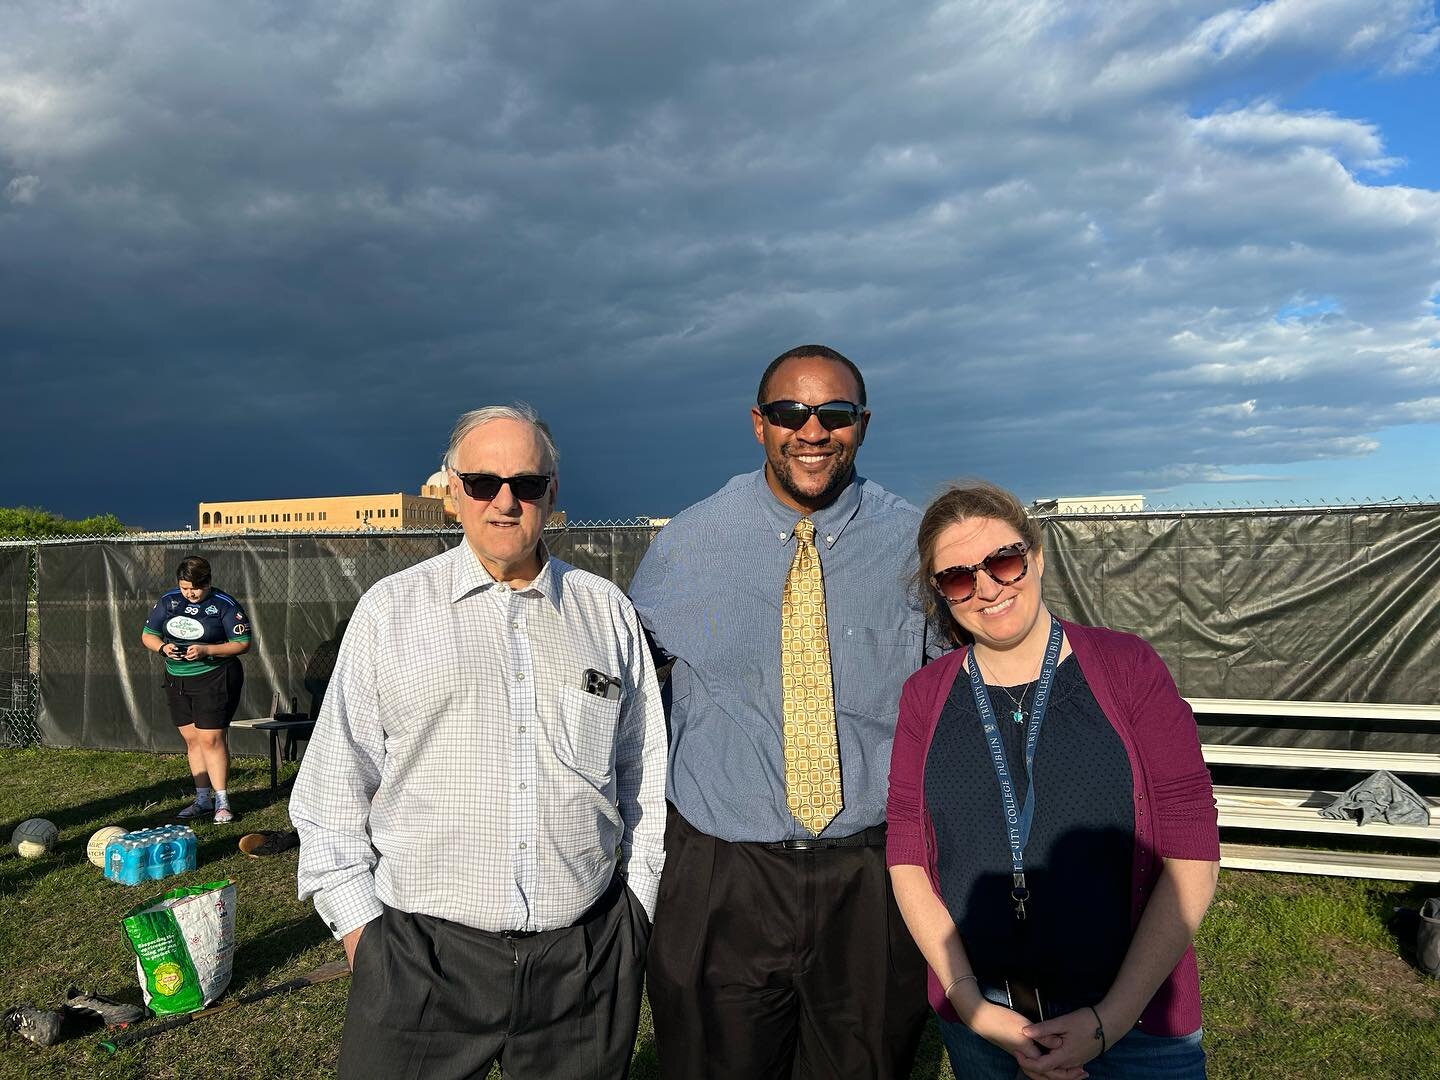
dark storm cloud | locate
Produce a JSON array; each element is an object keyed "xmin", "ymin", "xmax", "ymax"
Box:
[{"xmin": 2, "ymin": 0, "xmax": 1438, "ymax": 526}]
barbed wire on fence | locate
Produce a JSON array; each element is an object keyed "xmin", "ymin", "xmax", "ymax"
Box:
[
  {"xmin": 1029, "ymin": 495, "xmax": 1440, "ymax": 519},
  {"xmin": 0, "ymin": 519, "xmax": 664, "ymax": 547},
  {"xmin": 5, "ymin": 498, "xmax": 1440, "ymax": 545}
]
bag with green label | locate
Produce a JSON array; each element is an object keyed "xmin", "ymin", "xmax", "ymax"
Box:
[{"xmin": 120, "ymin": 880, "xmax": 236, "ymax": 1015}]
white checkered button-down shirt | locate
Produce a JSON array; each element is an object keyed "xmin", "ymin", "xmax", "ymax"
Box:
[{"xmin": 291, "ymin": 542, "xmax": 667, "ymax": 938}]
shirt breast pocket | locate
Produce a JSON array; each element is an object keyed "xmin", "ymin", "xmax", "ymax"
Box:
[
  {"xmin": 554, "ymin": 685, "xmax": 621, "ymax": 788},
  {"xmin": 838, "ymin": 626, "xmax": 918, "ymax": 720}
]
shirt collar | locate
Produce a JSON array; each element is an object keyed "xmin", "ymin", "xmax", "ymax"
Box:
[
  {"xmin": 750, "ymin": 467, "xmax": 864, "ymax": 550},
  {"xmin": 449, "ymin": 539, "xmax": 561, "ymax": 612}
]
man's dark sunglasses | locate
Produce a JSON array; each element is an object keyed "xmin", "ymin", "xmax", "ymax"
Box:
[
  {"xmin": 758, "ymin": 400, "xmax": 864, "ymax": 431},
  {"xmin": 930, "ymin": 542, "xmax": 1030, "ymax": 604},
  {"xmin": 453, "ymin": 472, "xmax": 553, "ymax": 501}
]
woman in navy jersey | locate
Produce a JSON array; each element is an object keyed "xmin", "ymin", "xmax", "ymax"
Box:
[
  {"xmin": 887, "ymin": 482, "xmax": 1219, "ymax": 1080},
  {"xmin": 141, "ymin": 556, "xmax": 252, "ymax": 823}
]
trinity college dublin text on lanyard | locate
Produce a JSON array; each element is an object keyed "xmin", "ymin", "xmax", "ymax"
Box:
[{"xmin": 965, "ymin": 616, "xmax": 1064, "ymax": 922}]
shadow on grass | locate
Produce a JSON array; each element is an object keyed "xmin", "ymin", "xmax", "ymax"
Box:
[
  {"xmin": 0, "ymin": 760, "xmax": 294, "ymax": 900},
  {"xmin": 230, "ymin": 910, "xmax": 339, "ymax": 988}
]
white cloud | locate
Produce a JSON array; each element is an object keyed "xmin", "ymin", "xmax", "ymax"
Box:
[
  {"xmin": 1, "ymin": 0, "xmax": 1438, "ymax": 517},
  {"xmin": 4, "ymin": 174, "xmax": 39, "ymax": 204}
]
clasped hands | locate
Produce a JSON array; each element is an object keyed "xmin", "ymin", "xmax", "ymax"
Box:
[{"xmin": 970, "ymin": 1000, "xmax": 1109, "ymax": 1080}]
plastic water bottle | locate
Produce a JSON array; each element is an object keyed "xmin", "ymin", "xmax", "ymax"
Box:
[{"xmin": 103, "ymin": 825, "xmax": 197, "ymax": 885}]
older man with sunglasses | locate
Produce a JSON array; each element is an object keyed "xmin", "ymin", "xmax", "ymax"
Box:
[
  {"xmin": 291, "ymin": 404, "xmax": 666, "ymax": 1080},
  {"xmin": 630, "ymin": 345, "xmax": 938, "ymax": 1079}
]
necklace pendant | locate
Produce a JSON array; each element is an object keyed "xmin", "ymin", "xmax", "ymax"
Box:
[{"xmin": 1011, "ymin": 708, "xmax": 1025, "ymax": 724}]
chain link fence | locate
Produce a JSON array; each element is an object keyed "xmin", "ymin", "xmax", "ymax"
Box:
[
  {"xmin": 0, "ymin": 545, "xmax": 39, "ymax": 747},
  {"xmin": 3, "ymin": 524, "xmax": 659, "ymax": 751},
  {"xmin": 4, "ymin": 499, "xmax": 1439, "ymax": 751}
]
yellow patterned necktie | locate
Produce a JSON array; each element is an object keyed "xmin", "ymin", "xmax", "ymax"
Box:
[{"xmin": 782, "ymin": 517, "xmax": 843, "ymax": 835}]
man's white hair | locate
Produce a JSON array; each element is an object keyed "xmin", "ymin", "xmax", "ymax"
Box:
[{"xmin": 443, "ymin": 403, "xmax": 560, "ymax": 473}]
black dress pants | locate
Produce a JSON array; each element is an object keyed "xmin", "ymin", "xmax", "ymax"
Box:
[
  {"xmin": 337, "ymin": 877, "xmax": 649, "ymax": 1080},
  {"xmin": 647, "ymin": 808, "xmax": 929, "ymax": 1080}
]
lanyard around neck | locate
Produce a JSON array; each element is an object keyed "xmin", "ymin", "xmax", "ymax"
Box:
[{"xmin": 965, "ymin": 615, "xmax": 1064, "ymax": 921}]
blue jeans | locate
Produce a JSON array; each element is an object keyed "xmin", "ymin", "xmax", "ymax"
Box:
[{"xmin": 938, "ymin": 1005, "xmax": 1206, "ymax": 1080}]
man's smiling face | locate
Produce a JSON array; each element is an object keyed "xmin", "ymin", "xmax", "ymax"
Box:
[{"xmin": 752, "ymin": 354, "xmax": 868, "ymax": 514}]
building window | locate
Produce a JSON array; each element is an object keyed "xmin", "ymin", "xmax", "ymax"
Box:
[{"xmin": 320, "ymin": 512, "xmax": 327, "ymax": 521}]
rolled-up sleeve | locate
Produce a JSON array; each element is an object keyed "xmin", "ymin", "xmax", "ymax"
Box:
[{"xmin": 290, "ymin": 598, "xmax": 387, "ymax": 939}]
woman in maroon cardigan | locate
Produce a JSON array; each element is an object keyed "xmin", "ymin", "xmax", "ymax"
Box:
[{"xmin": 887, "ymin": 482, "xmax": 1219, "ymax": 1080}]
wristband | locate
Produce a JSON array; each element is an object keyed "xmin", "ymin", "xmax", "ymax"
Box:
[
  {"xmin": 944, "ymin": 974, "xmax": 978, "ymax": 998},
  {"xmin": 1087, "ymin": 1004, "xmax": 1107, "ymax": 1054}
]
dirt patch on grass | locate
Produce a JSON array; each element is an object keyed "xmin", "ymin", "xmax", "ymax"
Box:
[{"xmin": 1280, "ymin": 935, "xmax": 1440, "ymax": 1021}]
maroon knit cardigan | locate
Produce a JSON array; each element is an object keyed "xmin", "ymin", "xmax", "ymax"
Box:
[{"xmin": 885, "ymin": 619, "xmax": 1220, "ymax": 1034}]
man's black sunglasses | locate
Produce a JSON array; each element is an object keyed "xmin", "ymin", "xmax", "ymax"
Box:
[
  {"xmin": 758, "ymin": 400, "xmax": 864, "ymax": 431},
  {"xmin": 453, "ymin": 472, "xmax": 553, "ymax": 501}
]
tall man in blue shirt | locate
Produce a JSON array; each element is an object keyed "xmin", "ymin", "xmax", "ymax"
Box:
[{"xmin": 629, "ymin": 345, "xmax": 933, "ymax": 1079}]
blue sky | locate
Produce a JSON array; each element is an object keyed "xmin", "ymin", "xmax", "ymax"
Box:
[{"xmin": 2, "ymin": 1, "xmax": 1438, "ymax": 527}]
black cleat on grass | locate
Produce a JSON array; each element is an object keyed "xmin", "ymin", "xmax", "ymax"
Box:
[
  {"xmin": 63, "ymin": 988, "xmax": 148, "ymax": 1028},
  {"xmin": 3, "ymin": 1004, "xmax": 66, "ymax": 1047}
]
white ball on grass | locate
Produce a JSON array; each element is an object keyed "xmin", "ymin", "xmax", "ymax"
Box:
[
  {"xmin": 11, "ymin": 818, "xmax": 59, "ymax": 859},
  {"xmin": 87, "ymin": 825, "xmax": 128, "ymax": 867}
]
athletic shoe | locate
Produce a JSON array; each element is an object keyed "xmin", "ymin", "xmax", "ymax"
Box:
[
  {"xmin": 212, "ymin": 806, "xmax": 235, "ymax": 824},
  {"xmin": 63, "ymin": 988, "xmax": 148, "ymax": 1028},
  {"xmin": 176, "ymin": 799, "xmax": 214, "ymax": 820},
  {"xmin": 3, "ymin": 1004, "xmax": 65, "ymax": 1047},
  {"xmin": 238, "ymin": 830, "xmax": 299, "ymax": 858}
]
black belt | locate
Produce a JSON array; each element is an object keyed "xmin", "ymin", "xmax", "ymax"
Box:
[{"xmin": 763, "ymin": 823, "xmax": 887, "ymax": 851}]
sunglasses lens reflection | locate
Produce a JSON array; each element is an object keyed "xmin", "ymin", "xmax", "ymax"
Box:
[
  {"xmin": 462, "ymin": 475, "xmax": 503, "ymax": 499},
  {"xmin": 935, "ymin": 568, "xmax": 977, "ymax": 602},
  {"xmin": 508, "ymin": 476, "xmax": 551, "ymax": 500},
  {"xmin": 816, "ymin": 406, "xmax": 858, "ymax": 430},
  {"xmin": 988, "ymin": 551, "xmax": 1026, "ymax": 584},
  {"xmin": 767, "ymin": 405, "xmax": 813, "ymax": 429}
]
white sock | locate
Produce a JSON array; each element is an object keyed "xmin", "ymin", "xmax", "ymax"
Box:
[
  {"xmin": 195, "ymin": 786, "xmax": 214, "ymax": 806},
  {"xmin": 214, "ymin": 789, "xmax": 229, "ymax": 808}
]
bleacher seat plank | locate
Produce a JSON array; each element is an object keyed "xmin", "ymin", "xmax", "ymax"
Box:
[
  {"xmin": 1220, "ymin": 842, "xmax": 1440, "ymax": 883},
  {"xmin": 1188, "ymin": 697, "xmax": 1440, "ymax": 723},
  {"xmin": 1215, "ymin": 784, "xmax": 1439, "ymax": 840},
  {"xmin": 1202, "ymin": 743, "xmax": 1440, "ymax": 774}
]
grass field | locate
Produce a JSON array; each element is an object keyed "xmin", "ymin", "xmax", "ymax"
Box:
[{"xmin": 1, "ymin": 747, "xmax": 1436, "ymax": 1079}]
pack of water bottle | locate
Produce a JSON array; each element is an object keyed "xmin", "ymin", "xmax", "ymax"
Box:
[{"xmin": 104, "ymin": 825, "xmax": 198, "ymax": 886}]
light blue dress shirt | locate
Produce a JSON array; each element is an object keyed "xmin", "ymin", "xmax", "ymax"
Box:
[{"xmin": 629, "ymin": 469, "xmax": 938, "ymax": 842}]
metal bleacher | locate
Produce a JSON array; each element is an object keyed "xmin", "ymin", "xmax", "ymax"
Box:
[{"xmin": 1191, "ymin": 697, "xmax": 1440, "ymax": 883}]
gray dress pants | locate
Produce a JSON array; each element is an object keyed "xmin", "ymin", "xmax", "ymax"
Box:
[{"xmin": 338, "ymin": 877, "xmax": 649, "ymax": 1080}]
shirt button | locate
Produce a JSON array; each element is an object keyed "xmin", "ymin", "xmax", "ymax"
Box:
[
  {"xmin": 518, "ymin": 725, "xmax": 526, "ymax": 734},
  {"xmin": 512, "ymin": 621, "xmax": 520, "ymax": 629},
  {"xmin": 519, "ymin": 782, "xmax": 527, "ymax": 790},
  {"xmin": 519, "ymin": 842, "xmax": 527, "ymax": 850},
  {"xmin": 517, "ymin": 672, "xmax": 525, "ymax": 682}
]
